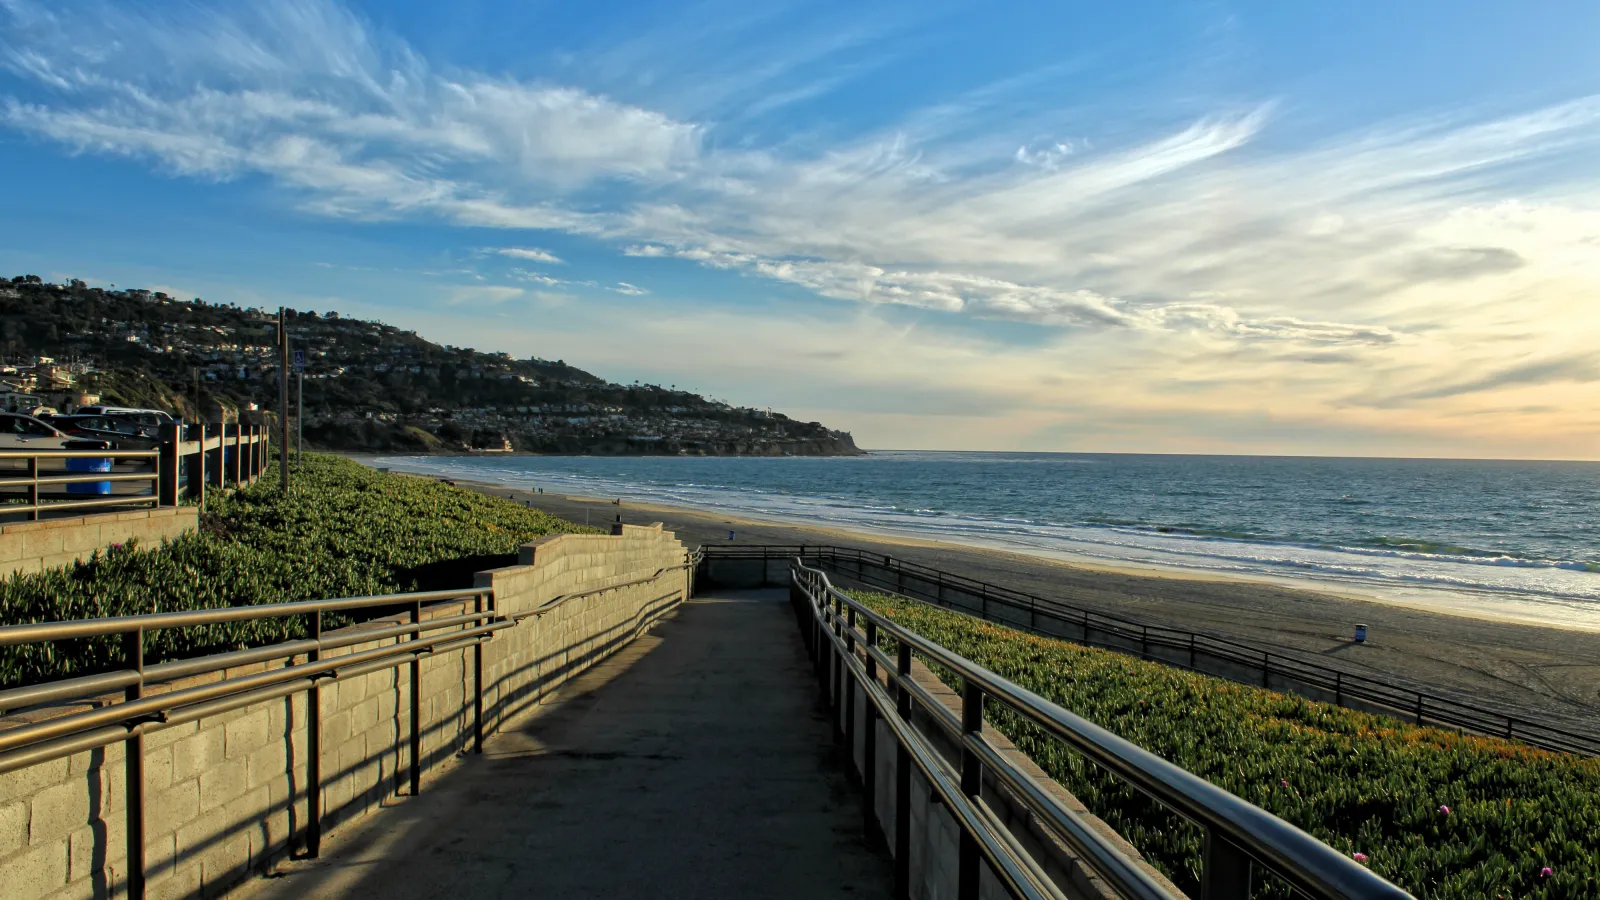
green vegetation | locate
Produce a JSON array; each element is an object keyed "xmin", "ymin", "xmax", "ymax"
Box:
[
  {"xmin": 5, "ymin": 275, "xmax": 860, "ymax": 456},
  {"xmin": 854, "ymin": 592, "xmax": 1600, "ymax": 899},
  {"xmin": 1, "ymin": 453, "xmax": 589, "ymax": 688}
]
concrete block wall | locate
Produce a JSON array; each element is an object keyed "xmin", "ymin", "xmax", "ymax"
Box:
[
  {"xmin": 1, "ymin": 508, "xmax": 200, "ymax": 577},
  {"xmin": 0, "ymin": 523, "xmax": 688, "ymax": 900},
  {"xmin": 475, "ymin": 524, "xmax": 691, "ymax": 735}
]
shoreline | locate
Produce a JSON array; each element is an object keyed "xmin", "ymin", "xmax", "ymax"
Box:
[
  {"xmin": 347, "ymin": 455, "xmax": 1600, "ymax": 732},
  {"xmin": 349, "ymin": 452, "xmax": 1600, "ymax": 635},
  {"xmin": 550, "ymin": 491, "xmax": 1600, "ymax": 634}
]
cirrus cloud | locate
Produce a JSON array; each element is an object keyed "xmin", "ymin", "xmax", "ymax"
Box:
[{"xmin": 3, "ymin": 0, "xmax": 1600, "ymax": 456}]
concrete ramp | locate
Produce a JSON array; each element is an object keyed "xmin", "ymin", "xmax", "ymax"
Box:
[{"xmin": 231, "ymin": 590, "xmax": 893, "ymax": 899}]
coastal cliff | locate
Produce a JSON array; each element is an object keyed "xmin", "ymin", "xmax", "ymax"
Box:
[
  {"xmin": 5, "ymin": 276, "xmax": 862, "ymax": 457},
  {"xmin": 303, "ymin": 419, "xmax": 865, "ymax": 457}
]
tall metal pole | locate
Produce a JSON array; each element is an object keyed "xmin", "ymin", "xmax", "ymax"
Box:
[
  {"xmin": 278, "ymin": 307, "xmax": 290, "ymax": 494},
  {"xmin": 296, "ymin": 370, "xmax": 303, "ymax": 467}
]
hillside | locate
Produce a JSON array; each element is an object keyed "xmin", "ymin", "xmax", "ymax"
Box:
[{"xmin": 0, "ymin": 275, "xmax": 862, "ymax": 456}]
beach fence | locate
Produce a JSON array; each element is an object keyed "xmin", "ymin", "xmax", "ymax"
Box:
[
  {"xmin": 0, "ymin": 423, "xmax": 269, "ymax": 521},
  {"xmin": 699, "ymin": 545, "xmax": 1600, "ymax": 758}
]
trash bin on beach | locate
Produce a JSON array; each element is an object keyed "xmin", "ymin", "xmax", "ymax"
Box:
[
  {"xmin": 1354, "ymin": 623, "xmax": 1368, "ymax": 643},
  {"xmin": 66, "ymin": 455, "xmax": 113, "ymax": 495}
]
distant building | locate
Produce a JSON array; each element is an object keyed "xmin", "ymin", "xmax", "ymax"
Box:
[{"xmin": 0, "ymin": 381, "xmax": 43, "ymax": 412}]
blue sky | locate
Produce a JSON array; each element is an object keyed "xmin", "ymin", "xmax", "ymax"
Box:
[{"xmin": 2, "ymin": 1, "xmax": 1599, "ymax": 457}]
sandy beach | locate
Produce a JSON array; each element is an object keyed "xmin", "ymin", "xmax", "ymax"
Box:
[{"xmin": 399, "ymin": 468, "xmax": 1600, "ymax": 739}]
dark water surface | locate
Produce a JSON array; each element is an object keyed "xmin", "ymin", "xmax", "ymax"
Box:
[{"xmin": 372, "ymin": 451, "xmax": 1600, "ymax": 627}]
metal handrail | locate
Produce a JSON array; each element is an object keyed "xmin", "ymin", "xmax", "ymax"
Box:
[
  {"xmin": 0, "ymin": 446, "xmax": 162, "ymax": 520},
  {"xmin": 0, "ymin": 424, "xmax": 273, "ymax": 521},
  {"xmin": 0, "ymin": 582, "xmax": 502, "ymax": 900},
  {"xmin": 0, "ymin": 550, "xmax": 698, "ymax": 900},
  {"xmin": 0, "ymin": 585, "xmax": 490, "ymax": 647},
  {"xmin": 0, "ymin": 472, "xmax": 158, "ymax": 486},
  {"xmin": 0, "ymin": 449, "xmax": 160, "ymax": 459},
  {"xmin": 703, "ymin": 545, "xmax": 1600, "ymax": 756},
  {"xmin": 792, "ymin": 558, "xmax": 1415, "ymax": 900},
  {"xmin": 0, "ymin": 618, "xmax": 508, "ymax": 757}
]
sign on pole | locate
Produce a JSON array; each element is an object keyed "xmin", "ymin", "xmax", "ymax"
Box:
[
  {"xmin": 278, "ymin": 308, "xmax": 289, "ymax": 494},
  {"xmin": 293, "ymin": 349, "xmax": 306, "ymax": 371}
]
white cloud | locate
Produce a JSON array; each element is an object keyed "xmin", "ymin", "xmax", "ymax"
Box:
[
  {"xmin": 623, "ymin": 244, "xmax": 671, "ymax": 257},
  {"xmin": 509, "ymin": 269, "xmax": 565, "ymax": 287},
  {"xmin": 4, "ymin": 0, "xmax": 1600, "ymax": 454},
  {"xmin": 445, "ymin": 285, "xmax": 524, "ymax": 306},
  {"xmin": 1014, "ymin": 138, "xmax": 1086, "ymax": 170},
  {"xmin": 611, "ymin": 282, "xmax": 648, "ymax": 296},
  {"xmin": 493, "ymin": 247, "xmax": 564, "ymax": 264},
  {"xmin": 0, "ymin": 0, "xmax": 700, "ymax": 201}
]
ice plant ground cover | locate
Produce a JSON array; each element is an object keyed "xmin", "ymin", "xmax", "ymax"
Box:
[
  {"xmin": 851, "ymin": 591, "xmax": 1600, "ymax": 899},
  {"xmin": 0, "ymin": 453, "xmax": 587, "ymax": 687}
]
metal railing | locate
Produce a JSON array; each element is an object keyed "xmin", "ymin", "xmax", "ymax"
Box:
[
  {"xmin": 704, "ymin": 545, "xmax": 1600, "ymax": 757},
  {"xmin": 0, "ymin": 423, "xmax": 270, "ymax": 521},
  {"xmin": 0, "ymin": 448, "xmax": 160, "ymax": 519},
  {"xmin": 0, "ymin": 585, "xmax": 502, "ymax": 900},
  {"xmin": 0, "ymin": 551, "xmax": 698, "ymax": 900},
  {"xmin": 793, "ymin": 559, "xmax": 1414, "ymax": 900}
]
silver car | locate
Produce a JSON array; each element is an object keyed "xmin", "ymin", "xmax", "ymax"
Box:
[{"xmin": 0, "ymin": 412, "xmax": 83, "ymax": 450}]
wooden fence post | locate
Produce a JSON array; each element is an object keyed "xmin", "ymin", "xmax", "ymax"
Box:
[
  {"xmin": 157, "ymin": 423, "xmax": 180, "ymax": 507},
  {"xmin": 193, "ymin": 422, "xmax": 206, "ymax": 510},
  {"xmin": 208, "ymin": 424, "xmax": 226, "ymax": 490},
  {"xmin": 249, "ymin": 424, "xmax": 260, "ymax": 480}
]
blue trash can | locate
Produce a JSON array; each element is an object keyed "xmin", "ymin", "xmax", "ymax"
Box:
[{"xmin": 66, "ymin": 456, "xmax": 113, "ymax": 494}]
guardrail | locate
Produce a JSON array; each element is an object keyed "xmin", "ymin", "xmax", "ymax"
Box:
[
  {"xmin": 793, "ymin": 558, "xmax": 1415, "ymax": 900},
  {"xmin": 701, "ymin": 545, "xmax": 1600, "ymax": 758},
  {"xmin": 0, "ymin": 448, "xmax": 161, "ymax": 518},
  {"xmin": 0, "ymin": 547, "xmax": 701, "ymax": 900},
  {"xmin": 0, "ymin": 585, "xmax": 501, "ymax": 900},
  {"xmin": 0, "ymin": 423, "xmax": 269, "ymax": 521}
]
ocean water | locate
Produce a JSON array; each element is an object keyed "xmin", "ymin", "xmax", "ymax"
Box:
[{"xmin": 369, "ymin": 451, "xmax": 1600, "ymax": 629}]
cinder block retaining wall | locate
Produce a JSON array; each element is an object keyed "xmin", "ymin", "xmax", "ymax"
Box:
[
  {"xmin": 0, "ymin": 524, "xmax": 687, "ymax": 900},
  {"xmin": 2, "ymin": 509, "xmax": 200, "ymax": 578}
]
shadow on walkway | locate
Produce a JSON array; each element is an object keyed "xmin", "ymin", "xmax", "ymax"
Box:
[{"xmin": 232, "ymin": 589, "xmax": 892, "ymax": 900}]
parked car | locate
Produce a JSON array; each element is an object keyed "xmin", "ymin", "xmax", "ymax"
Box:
[
  {"xmin": 40, "ymin": 414, "xmax": 160, "ymax": 450},
  {"xmin": 0, "ymin": 413, "xmax": 112, "ymax": 451},
  {"xmin": 74, "ymin": 406, "xmax": 176, "ymax": 422},
  {"xmin": 72, "ymin": 406, "xmax": 176, "ymax": 437}
]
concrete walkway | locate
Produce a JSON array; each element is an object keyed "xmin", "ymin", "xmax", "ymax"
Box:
[{"xmin": 232, "ymin": 590, "xmax": 893, "ymax": 900}]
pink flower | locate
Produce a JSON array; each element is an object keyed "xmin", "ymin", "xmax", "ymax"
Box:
[
  {"xmin": 1439, "ymin": 805, "xmax": 1450, "ymax": 815},
  {"xmin": 1280, "ymin": 779, "xmax": 1289, "ymax": 788},
  {"xmin": 1353, "ymin": 852, "xmax": 1368, "ymax": 864},
  {"xmin": 1540, "ymin": 867, "xmax": 1554, "ymax": 878}
]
